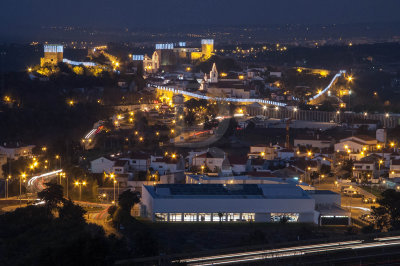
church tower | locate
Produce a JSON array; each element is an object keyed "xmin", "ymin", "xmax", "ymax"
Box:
[{"xmin": 209, "ymin": 63, "xmax": 218, "ymax": 83}]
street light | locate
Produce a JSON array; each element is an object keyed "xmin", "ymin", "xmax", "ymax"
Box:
[
  {"xmin": 5, "ymin": 175, "xmax": 10, "ymax": 199},
  {"xmin": 74, "ymin": 181, "xmax": 86, "ymax": 201},
  {"xmin": 201, "ymin": 165, "xmax": 205, "ymax": 175},
  {"xmin": 113, "ymin": 180, "xmax": 117, "ymax": 204},
  {"xmin": 20, "ymin": 173, "xmax": 26, "ymax": 207},
  {"xmin": 55, "ymin": 155, "xmax": 61, "ymax": 169},
  {"xmin": 379, "ymin": 160, "xmax": 383, "ymax": 171},
  {"xmin": 58, "ymin": 172, "xmax": 68, "ymax": 198}
]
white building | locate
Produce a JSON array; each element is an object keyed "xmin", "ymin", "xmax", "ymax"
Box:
[
  {"xmin": 389, "ymin": 160, "xmax": 400, "ymax": 178},
  {"xmin": 0, "ymin": 143, "xmax": 35, "ymax": 160},
  {"xmin": 192, "ymin": 152, "xmax": 226, "ymax": 172},
  {"xmin": 128, "ymin": 153, "xmax": 150, "ymax": 171},
  {"xmin": 141, "ymin": 183, "xmax": 348, "ymax": 225},
  {"xmin": 112, "ymin": 159, "xmax": 129, "ymax": 174},
  {"xmin": 248, "ymin": 145, "xmax": 276, "ymax": 160},
  {"xmin": 353, "ymin": 160, "xmax": 377, "ymax": 180},
  {"xmin": 90, "ymin": 156, "xmax": 115, "ymax": 174},
  {"xmin": 142, "ymin": 184, "xmax": 317, "ymax": 223},
  {"xmin": 334, "ymin": 135, "xmax": 378, "ymax": 153},
  {"xmin": 150, "ymin": 156, "xmax": 185, "ymax": 175},
  {"xmin": 227, "ymin": 156, "xmax": 248, "ymax": 175}
]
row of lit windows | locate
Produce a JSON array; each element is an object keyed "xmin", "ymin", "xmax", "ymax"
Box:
[{"xmin": 154, "ymin": 213, "xmax": 299, "ymax": 222}]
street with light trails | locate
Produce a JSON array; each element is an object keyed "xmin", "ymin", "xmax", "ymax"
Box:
[{"xmin": 177, "ymin": 235, "xmax": 400, "ymax": 265}]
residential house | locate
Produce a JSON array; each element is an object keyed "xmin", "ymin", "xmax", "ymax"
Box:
[
  {"xmin": 128, "ymin": 153, "xmax": 150, "ymax": 171},
  {"xmin": 248, "ymin": 144, "xmax": 276, "ymax": 160},
  {"xmin": 389, "ymin": 160, "xmax": 400, "ymax": 178},
  {"xmin": 334, "ymin": 135, "xmax": 378, "ymax": 153},
  {"xmin": 151, "ymin": 156, "xmax": 185, "ymax": 175},
  {"xmin": 227, "ymin": 156, "xmax": 248, "ymax": 175},
  {"xmin": 192, "ymin": 152, "xmax": 226, "ymax": 172},
  {"xmin": 90, "ymin": 156, "xmax": 115, "ymax": 174},
  {"xmin": 353, "ymin": 160, "xmax": 377, "ymax": 180},
  {"xmin": 112, "ymin": 159, "xmax": 129, "ymax": 174},
  {"xmin": 0, "ymin": 142, "xmax": 35, "ymax": 159}
]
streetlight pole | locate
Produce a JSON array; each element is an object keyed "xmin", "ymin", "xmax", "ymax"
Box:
[
  {"xmin": 113, "ymin": 180, "xmax": 117, "ymax": 204},
  {"xmin": 66, "ymin": 175, "xmax": 69, "ymax": 199},
  {"xmin": 20, "ymin": 173, "xmax": 26, "ymax": 207},
  {"xmin": 5, "ymin": 176, "xmax": 10, "ymax": 199},
  {"xmin": 74, "ymin": 181, "xmax": 86, "ymax": 201}
]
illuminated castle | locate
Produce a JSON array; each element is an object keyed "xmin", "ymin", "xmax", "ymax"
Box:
[
  {"xmin": 40, "ymin": 44, "xmax": 63, "ymax": 66},
  {"xmin": 135, "ymin": 39, "xmax": 214, "ymax": 73}
]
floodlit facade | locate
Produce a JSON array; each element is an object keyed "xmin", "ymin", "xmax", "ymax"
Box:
[
  {"xmin": 40, "ymin": 44, "xmax": 63, "ymax": 66},
  {"xmin": 141, "ymin": 184, "xmax": 318, "ymax": 223}
]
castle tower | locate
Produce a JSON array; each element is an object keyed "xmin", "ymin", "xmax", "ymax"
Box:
[
  {"xmin": 201, "ymin": 39, "xmax": 214, "ymax": 59},
  {"xmin": 40, "ymin": 44, "xmax": 63, "ymax": 66},
  {"xmin": 209, "ymin": 63, "xmax": 218, "ymax": 83}
]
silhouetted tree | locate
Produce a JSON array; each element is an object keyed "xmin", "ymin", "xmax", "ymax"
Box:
[
  {"xmin": 118, "ymin": 190, "xmax": 140, "ymax": 213},
  {"xmin": 37, "ymin": 182, "xmax": 64, "ymax": 211},
  {"xmin": 59, "ymin": 199, "xmax": 86, "ymax": 224},
  {"xmin": 371, "ymin": 189, "xmax": 400, "ymax": 231}
]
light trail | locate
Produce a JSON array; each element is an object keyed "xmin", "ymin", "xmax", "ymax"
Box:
[
  {"xmin": 149, "ymin": 70, "xmax": 346, "ymax": 107},
  {"xmin": 181, "ymin": 240, "xmax": 362, "ymax": 264},
  {"xmin": 375, "ymin": 236, "xmax": 400, "ymax": 241},
  {"xmin": 308, "ymin": 70, "xmax": 346, "ymax": 102},
  {"xmin": 27, "ymin": 169, "xmax": 63, "ymax": 187},
  {"xmin": 84, "ymin": 129, "xmax": 97, "ymax": 139},
  {"xmin": 178, "ymin": 236, "xmax": 400, "ymax": 266},
  {"xmin": 149, "ymin": 84, "xmax": 287, "ymax": 107}
]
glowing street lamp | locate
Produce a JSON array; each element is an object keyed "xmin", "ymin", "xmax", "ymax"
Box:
[
  {"xmin": 20, "ymin": 173, "xmax": 26, "ymax": 206},
  {"xmin": 74, "ymin": 180, "xmax": 86, "ymax": 201},
  {"xmin": 113, "ymin": 180, "xmax": 117, "ymax": 204},
  {"xmin": 5, "ymin": 175, "xmax": 10, "ymax": 199},
  {"xmin": 379, "ymin": 160, "xmax": 383, "ymax": 171}
]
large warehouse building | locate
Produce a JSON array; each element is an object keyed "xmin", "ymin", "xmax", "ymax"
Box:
[{"xmin": 141, "ymin": 184, "xmax": 349, "ymax": 224}]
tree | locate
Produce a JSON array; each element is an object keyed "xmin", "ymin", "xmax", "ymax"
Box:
[
  {"xmin": 58, "ymin": 199, "xmax": 86, "ymax": 224},
  {"xmin": 108, "ymin": 205, "xmax": 118, "ymax": 217},
  {"xmin": 37, "ymin": 182, "xmax": 64, "ymax": 211},
  {"xmin": 371, "ymin": 206, "xmax": 391, "ymax": 232},
  {"xmin": 371, "ymin": 189, "xmax": 400, "ymax": 231},
  {"xmin": 118, "ymin": 190, "xmax": 140, "ymax": 214}
]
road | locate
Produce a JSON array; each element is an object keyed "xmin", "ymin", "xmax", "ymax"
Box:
[
  {"xmin": 177, "ymin": 235, "xmax": 400, "ymax": 265},
  {"xmin": 314, "ymin": 180, "xmax": 377, "ymax": 224}
]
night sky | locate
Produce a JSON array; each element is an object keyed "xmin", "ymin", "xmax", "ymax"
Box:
[{"xmin": 1, "ymin": 0, "xmax": 400, "ymax": 31}]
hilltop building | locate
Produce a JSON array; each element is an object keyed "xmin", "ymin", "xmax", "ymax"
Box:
[
  {"xmin": 40, "ymin": 44, "xmax": 63, "ymax": 66},
  {"xmin": 139, "ymin": 39, "xmax": 214, "ymax": 73}
]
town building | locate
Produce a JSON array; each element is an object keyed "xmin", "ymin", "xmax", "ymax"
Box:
[
  {"xmin": 352, "ymin": 160, "xmax": 378, "ymax": 180},
  {"xmin": 90, "ymin": 156, "xmax": 115, "ymax": 174},
  {"xmin": 334, "ymin": 135, "xmax": 378, "ymax": 153},
  {"xmin": 150, "ymin": 156, "xmax": 185, "ymax": 175},
  {"xmin": 294, "ymin": 135, "xmax": 334, "ymax": 149},
  {"xmin": 0, "ymin": 143, "xmax": 35, "ymax": 160},
  {"xmin": 141, "ymin": 184, "xmax": 349, "ymax": 225},
  {"xmin": 248, "ymin": 144, "xmax": 276, "ymax": 160},
  {"xmin": 389, "ymin": 160, "xmax": 400, "ymax": 178}
]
